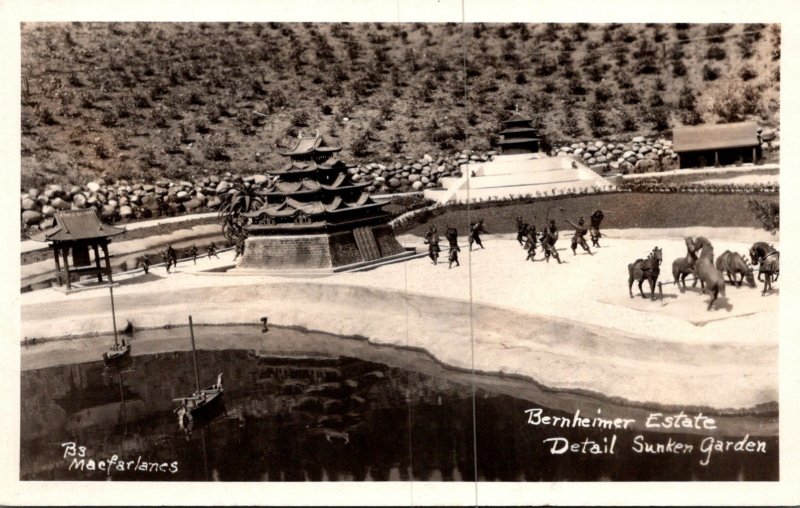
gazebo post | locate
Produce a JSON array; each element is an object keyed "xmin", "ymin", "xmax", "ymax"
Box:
[
  {"xmin": 93, "ymin": 243, "xmax": 103, "ymax": 282},
  {"xmin": 61, "ymin": 246, "xmax": 72, "ymax": 290},
  {"xmin": 101, "ymin": 242, "xmax": 114, "ymax": 283},
  {"xmin": 752, "ymin": 146, "xmax": 757, "ymax": 163},
  {"xmin": 714, "ymin": 150, "xmax": 719, "ymax": 167},
  {"xmin": 53, "ymin": 246, "xmax": 62, "ymax": 286}
]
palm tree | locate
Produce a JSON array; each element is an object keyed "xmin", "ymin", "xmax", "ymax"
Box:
[{"xmin": 218, "ymin": 180, "xmax": 267, "ymax": 244}]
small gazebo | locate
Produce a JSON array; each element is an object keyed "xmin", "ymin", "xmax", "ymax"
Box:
[{"xmin": 30, "ymin": 209, "xmax": 125, "ymax": 290}]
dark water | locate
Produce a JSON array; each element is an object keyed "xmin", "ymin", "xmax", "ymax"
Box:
[{"xmin": 20, "ymin": 348, "xmax": 778, "ymax": 481}]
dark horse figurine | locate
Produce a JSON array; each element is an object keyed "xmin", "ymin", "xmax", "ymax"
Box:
[
  {"xmin": 694, "ymin": 237, "xmax": 726, "ymax": 310},
  {"xmin": 749, "ymin": 242, "xmax": 780, "ymax": 296},
  {"xmin": 715, "ymin": 251, "xmax": 756, "ymax": 288},
  {"xmin": 628, "ymin": 246, "xmax": 662, "ymax": 300},
  {"xmin": 672, "ymin": 236, "xmax": 699, "ymax": 293}
]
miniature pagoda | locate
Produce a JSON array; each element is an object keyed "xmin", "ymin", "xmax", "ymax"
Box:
[
  {"xmin": 235, "ymin": 131, "xmax": 412, "ymax": 272},
  {"xmin": 497, "ymin": 112, "xmax": 541, "ymax": 155}
]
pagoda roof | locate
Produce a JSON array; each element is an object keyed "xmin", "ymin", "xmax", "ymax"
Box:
[
  {"xmin": 30, "ymin": 209, "xmax": 125, "ymax": 243},
  {"xmin": 279, "ymin": 131, "xmax": 343, "ymax": 157},
  {"xmin": 503, "ymin": 112, "xmax": 533, "ymax": 125},
  {"xmin": 500, "ymin": 126, "xmax": 539, "ymax": 135},
  {"xmin": 497, "ymin": 137, "xmax": 541, "ymax": 145},
  {"xmin": 267, "ymin": 158, "xmax": 350, "ymax": 176},
  {"xmin": 273, "ymin": 179, "xmax": 322, "ymax": 193},
  {"xmin": 243, "ymin": 194, "xmax": 386, "ymax": 219}
]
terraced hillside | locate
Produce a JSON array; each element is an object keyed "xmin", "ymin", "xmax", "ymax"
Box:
[{"xmin": 21, "ymin": 22, "xmax": 780, "ymax": 190}]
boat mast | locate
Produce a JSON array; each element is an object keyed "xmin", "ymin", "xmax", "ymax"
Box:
[
  {"xmin": 189, "ymin": 315, "xmax": 201, "ymax": 393},
  {"xmin": 109, "ymin": 284, "xmax": 119, "ymax": 346}
]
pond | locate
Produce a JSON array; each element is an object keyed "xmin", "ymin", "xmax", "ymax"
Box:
[{"xmin": 20, "ymin": 331, "xmax": 778, "ymax": 482}]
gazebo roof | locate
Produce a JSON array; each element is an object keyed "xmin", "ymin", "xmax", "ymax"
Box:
[
  {"xmin": 30, "ymin": 209, "xmax": 125, "ymax": 243},
  {"xmin": 673, "ymin": 122, "xmax": 761, "ymax": 152}
]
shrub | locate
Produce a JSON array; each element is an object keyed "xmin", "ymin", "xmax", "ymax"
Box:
[
  {"xmin": 621, "ymin": 88, "xmax": 640, "ymax": 105},
  {"xmin": 705, "ymin": 24, "xmax": 733, "ymax": 43},
  {"xmin": 702, "ymin": 64, "xmax": 720, "ymax": 81},
  {"xmin": 739, "ymin": 65, "xmax": 758, "ymax": 81},
  {"xmin": 706, "ymin": 45, "xmax": 727, "ymax": 61},
  {"xmin": 204, "ymin": 143, "xmax": 230, "ymax": 161},
  {"xmin": 291, "ymin": 109, "xmax": 310, "ymax": 127},
  {"xmin": 95, "ymin": 143, "xmax": 110, "ymax": 159},
  {"xmin": 678, "ymin": 84, "xmax": 697, "ymax": 111},
  {"xmin": 351, "ymin": 132, "xmax": 370, "ymax": 157},
  {"xmin": 586, "ymin": 102, "xmax": 607, "ymax": 137},
  {"xmin": 594, "ymin": 85, "xmax": 613, "ymax": 103},
  {"xmin": 747, "ymin": 198, "xmax": 779, "ymax": 233},
  {"xmin": 37, "ymin": 107, "xmax": 57, "ymax": 125},
  {"xmin": 100, "ymin": 110, "xmax": 118, "ymax": 127},
  {"xmin": 672, "ymin": 60, "xmax": 687, "ymax": 77},
  {"xmin": 133, "ymin": 93, "xmax": 151, "ymax": 108}
]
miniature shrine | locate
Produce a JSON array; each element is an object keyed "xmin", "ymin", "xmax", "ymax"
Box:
[{"xmin": 30, "ymin": 209, "xmax": 125, "ymax": 291}]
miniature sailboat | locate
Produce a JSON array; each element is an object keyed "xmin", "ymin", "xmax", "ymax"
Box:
[
  {"xmin": 103, "ymin": 284, "xmax": 131, "ymax": 364},
  {"xmin": 174, "ymin": 316, "xmax": 224, "ymax": 427}
]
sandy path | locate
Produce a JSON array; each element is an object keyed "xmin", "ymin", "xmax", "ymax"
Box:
[{"xmin": 19, "ymin": 227, "xmax": 779, "ymax": 410}]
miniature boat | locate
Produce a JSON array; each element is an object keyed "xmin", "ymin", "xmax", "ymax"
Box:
[
  {"xmin": 103, "ymin": 342, "xmax": 131, "ymax": 364},
  {"xmin": 174, "ymin": 373, "xmax": 224, "ymax": 425},
  {"xmin": 173, "ymin": 316, "xmax": 224, "ymax": 427},
  {"xmin": 102, "ymin": 283, "xmax": 132, "ymax": 365}
]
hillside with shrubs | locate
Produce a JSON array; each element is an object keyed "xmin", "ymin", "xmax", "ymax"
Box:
[{"xmin": 21, "ymin": 22, "xmax": 780, "ymax": 190}]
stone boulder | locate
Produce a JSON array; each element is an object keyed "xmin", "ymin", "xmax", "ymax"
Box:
[
  {"xmin": 21, "ymin": 197, "xmax": 37, "ymax": 211},
  {"xmin": 22, "ymin": 210, "xmax": 43, "ymax": 225}
]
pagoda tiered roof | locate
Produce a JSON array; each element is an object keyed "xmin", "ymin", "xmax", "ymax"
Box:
[
  {"xmin": 246, "ymin": 130, "xmax": 390, "ymax": 234},
  {"xmin": 244, "ymin": 194, "xmax": 386, "ymax": 220},
  {"xmin": 279, "ymin": 130, "xmax": 343, "ymax": 158},
  {"xmin": 266, "ymin": 157, "xmax": 351, "ymax": 176}
]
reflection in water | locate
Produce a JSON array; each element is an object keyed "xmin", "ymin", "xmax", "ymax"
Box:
[{"xmin": 20, "ymin": 349, "xmax": 777, "ymax": 481}]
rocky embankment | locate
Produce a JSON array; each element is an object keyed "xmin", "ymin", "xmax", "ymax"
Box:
[
  {"xmin": 20, "ymin": 131, "xmax": 779, "ymax": 233},
  {"xmin": 552, "ymin": 136, "xmax": 677, "ymax": 174},
  {"xmin": 19, "ymin": 150, "xmax": 495, "ymax": 232}
]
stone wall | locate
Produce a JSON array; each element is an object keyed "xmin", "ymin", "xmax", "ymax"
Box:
[
  {"xmin": 373, "ymin": 225, "xmax": 406, "ymax": 258},
  {"xmin": 238, "ymin": 235, "xmax": 333, "ymax": 270},
  {"xmin": 328, "ymin": 231, "xmax": 363, "ymax": 267}
]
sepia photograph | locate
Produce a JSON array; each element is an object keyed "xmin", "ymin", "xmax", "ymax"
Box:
[{"xmin": 4, "ymin": 0, "xmax": 799, "ymax": 505}]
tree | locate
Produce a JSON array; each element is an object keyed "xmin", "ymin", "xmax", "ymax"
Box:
[
  {"xmin": 586, "ymin": 101, "xmax": 607, "ymax": 137},
  {"xmin": 218, "ymin": 181, "xmax": 266, "ymax": 243}
]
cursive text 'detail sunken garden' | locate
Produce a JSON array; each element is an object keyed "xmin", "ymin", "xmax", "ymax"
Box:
[{"xmin": 525, "ymin": 408, "xmax": 769, "ymax": 467}]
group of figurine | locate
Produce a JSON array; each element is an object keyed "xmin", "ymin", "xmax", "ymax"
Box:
[
  {"xmin": 515, "ymin": 209, "xmax": 605, "ymax": 264},
  {"xmin": 138, "ymin": 242, "xmax": 222, "ymax": 274},
  {"xmin": 423, "ymin": 224, "xmax": 461, "ymax": 269},
  {"xmin": 422, "ymin": 209, "xmax": 605, "ymax": 269}
]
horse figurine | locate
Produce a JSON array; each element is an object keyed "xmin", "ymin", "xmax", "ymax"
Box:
[
  {"xmin": 749, "ymin": 242, "xmax": 780, "ymax": 296},
  {"xmin": 693, "ymin": 237, "xmax": 726, "ymax": 310},
  {"xmin": 628, "ymin": 246, "xmax": 663, "ymax": 300},
  {"xmin": 715, "ymin": 251, "xmax": 756, "ymax": 288},
  {"xmin": 671, "ymin": 236, "xmax": 699, "ymax": 293}
]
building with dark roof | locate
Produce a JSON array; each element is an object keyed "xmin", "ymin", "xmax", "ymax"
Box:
[
  {"xmin": 30, "ymin": 209, "xmax": 125, "ymax": 290},
  {"xmin": 672, "ymin": 122, "xmax": 762, "ymax": 168},
  {"xmin": 497, "ymin": 112, "xmax": 541, "ymax": 155},
  {"xmin": 235, "ymin": 131, "xmax": 413, "ymax": 272}
]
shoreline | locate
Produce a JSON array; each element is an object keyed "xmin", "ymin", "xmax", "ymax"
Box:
[{"xmin": 21, "ymin": 324, "xmax": 777, "ymax": 436}]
